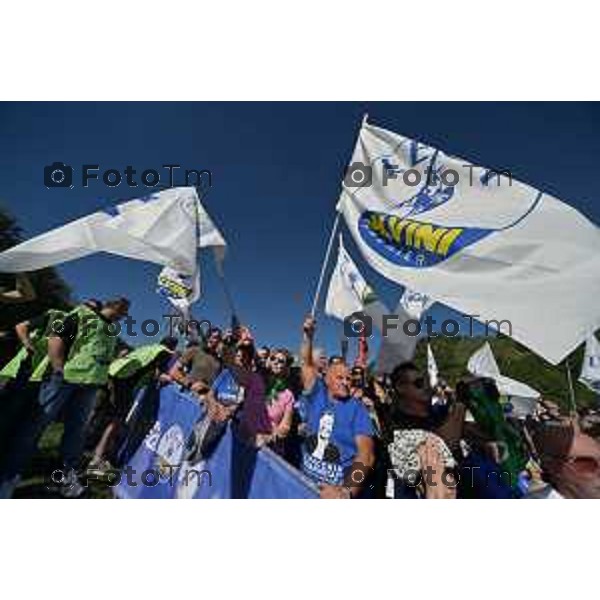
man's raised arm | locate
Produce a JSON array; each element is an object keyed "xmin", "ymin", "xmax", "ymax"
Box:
[{"xmin": 301, "ymin": 315, "xmax": 318, "ymax": 392}]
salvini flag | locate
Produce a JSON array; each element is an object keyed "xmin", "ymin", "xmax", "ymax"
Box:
[{"xmin": 338, "ymin": 120, "xmax": 600, "ymax": 365}]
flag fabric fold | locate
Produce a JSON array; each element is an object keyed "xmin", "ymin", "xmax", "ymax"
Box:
[
  {"xmin": 427, "ymin": 343, "xmax": 439, "ymax": 388},
  {"xmin": 156, "ymin": 195, "xmax": 227, "ymax": 319},
  {"xmin": 323, "ymin": 236, "xmax": 418, "ymax": 372},
  {"xmin": 370, "ymin": 298, "xmax": 419, "ymax": 374},
  {"xmin": 399, "ymin": 288, "xmax": 433, "ymax": 320},
  {"xmin": 579, "ymin": 333, "xmax": 600, "ymax": 393},
  {"xmin": 467, "ymin": 342, "xmax": 540, "ymax": 415},
  {"xmin": 324, "ymin": 235, "xmax": 375, "ymax": 322},
  {"xmin": 0, "ymin": 187, "xmax": 222, "ymax": 276}
]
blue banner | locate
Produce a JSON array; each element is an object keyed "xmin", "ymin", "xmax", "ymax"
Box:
[
  {"xmin": 114, "ymin": 384, "xmax": 203, "ymax": 499},
  {"xmin": 175, "ymin": 424, "xmax": 319, "ymax": 499},
  {"xmin": 115, "ymin": 384, "xmax": 318, "ymax": 499}
]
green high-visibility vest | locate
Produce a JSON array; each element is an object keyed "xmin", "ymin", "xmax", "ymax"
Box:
[
  {"xmin": 109, "ymin": 344, "xmax": 170, "ymax": 380},
  {"xmin": 62, "ymin": 305, "xmax": 118, "ymax": 386},
  {"xmin": 0, "ymin": 309, "xmax": 66, "ymax": 382}
]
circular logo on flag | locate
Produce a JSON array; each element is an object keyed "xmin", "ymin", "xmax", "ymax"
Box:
[{"xmin": 156, "ymin": 424, "xmax": 186, "ymax": 477}]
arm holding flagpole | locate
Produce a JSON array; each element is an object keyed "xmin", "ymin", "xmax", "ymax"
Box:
[{"xmin": 301, "ymin": 315, "xmax": 318, "ymax": 392}]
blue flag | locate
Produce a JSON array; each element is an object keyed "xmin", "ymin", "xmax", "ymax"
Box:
[{"xmin": 115, "ymin": 384, "xmax": 318, "ymax": 499}]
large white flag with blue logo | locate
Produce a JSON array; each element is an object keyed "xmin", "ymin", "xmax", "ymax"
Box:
[{"xmin": 339, "ymin": 121, "xmax": 600, "ymax": 364}]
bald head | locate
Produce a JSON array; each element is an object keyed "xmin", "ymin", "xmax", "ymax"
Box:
[{"xmin": 325, "ymin": 363, "xmax": 352, "ymax": 399}]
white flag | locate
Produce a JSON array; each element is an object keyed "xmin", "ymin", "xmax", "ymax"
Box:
[
  {"xmin": 468, "ymin": 342, "xmax": 540, "ymax": 412},
  {"xmin": 324, "ymin": 235, "xmax": 376, "ymax": 322},
  {"xmin": 197, "ymin": 198, "xmax": 227, "ymax": 278},
  {"xmin": 156, "ymin": 266, "xmax": 199, "ymax": 322},
  {"xmin": 0, "ymin": 187, "xmax": 209, "ymax": 276},
  {"xmin": 579, "ymin": 333, "xmax": 600, "ymax": 394},
  {"xmin": 427, "ymin": 343, "xmax": 439, "ymax": 388},
  {"xmin": 399, "ymin": 287, "xmax": 433, "ymax": 320},
  {"xmin": 373, "ymin": 298, "xmax": 420, "ymax": 375},
  {"xmin": 156, "ymin": 197, "xmax": 227, "ymax": 321},
  {"xmin": 467, "ymin": 342, "xmax": 501, "ymax": 378},
  {"xmin": 338, "ymin": 121, "xmax": 600, "ymax": 365},
  {"xmin": 323, "ymin": 236, "xmax": 417, "ymax": 372}
]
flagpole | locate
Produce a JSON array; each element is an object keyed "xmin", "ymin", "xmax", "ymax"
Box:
[
  {"xmin": 310, "ymin": 211, "xmax": 341, "ymax": 317},
  {"xmin": 195, "ymin": 185, "xmax": 238, "ymax": 322},
  {"xmin": 310, "ymin": 112, "xmax": 368, "ymax": 317},
  {"xmin": 217, "ymin": 268, "xmax": 237, "ymax": 318},
  {"xmin": 565, "ymin": 358, "xmax": 577, "ymax": 417}
]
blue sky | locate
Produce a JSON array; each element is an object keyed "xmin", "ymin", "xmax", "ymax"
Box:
[{"xmin": 1, "ymin": 102, "xmax": 599, "ymax": 357}]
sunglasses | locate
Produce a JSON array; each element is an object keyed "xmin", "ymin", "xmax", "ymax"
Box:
[{"xmin": 271, "ymin": 357, "xmax": 287, "ymax": 365}]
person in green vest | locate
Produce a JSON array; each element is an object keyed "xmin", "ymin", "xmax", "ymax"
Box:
[
  {"xmin": 0, "ymin": 308, "xmax": 64, "ymax": 384},
  {"xmin": 0, "ymin": 308, "xmax": 66, "ymax": 458},
  {"xmin": 86, "ymin": 336, "xmax": 178, "ymax": 476},
  {"xmin": 0, "ymin": 297, "xmax": 130, "ymax": 498}
]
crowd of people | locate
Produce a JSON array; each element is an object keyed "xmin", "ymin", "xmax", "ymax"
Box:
[{"xmin": 1, "ymin": 291, "xmax": 600, "ymax": 499}]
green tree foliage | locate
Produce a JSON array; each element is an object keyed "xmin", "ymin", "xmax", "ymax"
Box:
[
  {"xmin": 413, "ymin": 334, "xmax": 597, "ymax": 412},
  {"xmin": 0, "ymin": 204, "xmax": 72, "ymax": 362}
]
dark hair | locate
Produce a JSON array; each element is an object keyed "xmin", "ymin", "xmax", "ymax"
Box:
[
  {"xmin": 260, "ymin": 345, "xmax": 270, "ymax": 354},
  {"xmin": 328, "ymin": 355, "xmax": 344, "ymax": 366},
  {"xmin": 116, "ymin": 339, "xmax": 132, "ymax": 354},
  {"xmin": 160, "ymin": 336, "xmax": 179, "ymax": 351},
  {"xmin": 390, "ymin": 361, "xmax": 419, "ymax": 386},
  {"xmin": 83, "ymin": 298, "xmax": 102, "ymax": 311},
  {"xmin": 104, "ymin": 297, "xmax": 130, "ymax": 311},
  {"xmin": 528, "ymin": 420, "xmax": 575, "ymax": 464},
  {"xmin": 272, "ymin": 347, "xmax": 292, "ymax": 366}
]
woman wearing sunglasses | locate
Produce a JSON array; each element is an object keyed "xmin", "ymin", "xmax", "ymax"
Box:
[{"xmin": 261, "ymin": 349, "xmax": 295, "ymax": 454}]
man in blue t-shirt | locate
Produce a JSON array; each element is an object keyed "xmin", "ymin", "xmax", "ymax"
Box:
[{"xmin": 300, "ymin": 316, "xmax": 375, "ymax": 499}]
